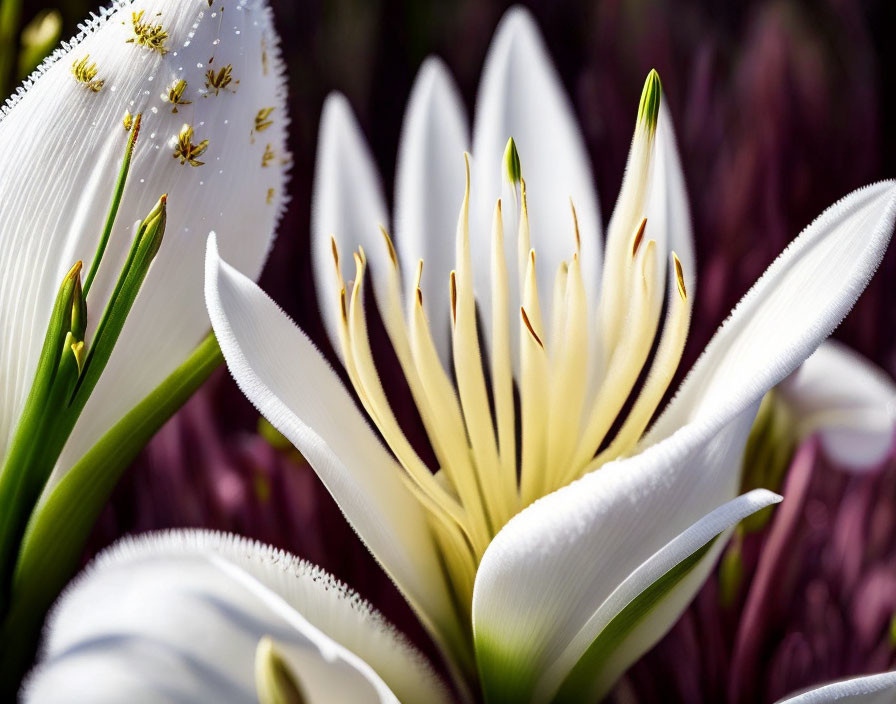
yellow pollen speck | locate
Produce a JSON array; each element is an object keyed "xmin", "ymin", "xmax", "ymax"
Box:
[
  {"xmin": 126, "ymin": 10, "xmax": 168, "ymax": 54},
  {"xmin": 266, "ymin": 188, "xmax": 275, "ymax": 205},
  {"xmin": 123, "ymin": 111, "xmax": 133, "ymax": 131},
  {"xmin": 205, "ymin": 64, "xmax": 237, "ymax": 95},
  {"xmin": 254, "ymin": 107, "xmax": 274, "ymax": 132},
  {"xmin": 71, "ymin": 55, "xmax": 104, "ymax": 92},
  {"xmin": 173, "ymin": 124, "xmax": 209, "ymax": 167},
  {"xmin": 166, "ymin": 79, "xmax": 191, "ymax": 113},
  {"xmin": 261, "ymin": 144, "xmax": 275, "ymax": 168}
]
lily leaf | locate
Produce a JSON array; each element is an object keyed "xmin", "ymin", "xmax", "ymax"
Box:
[{"xmin": 0, "ymin": 333, "xmax": 222, "ymax": 691}]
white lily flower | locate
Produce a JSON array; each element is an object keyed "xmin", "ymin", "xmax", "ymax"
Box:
[
  {"xmin": 27, "ymin": 530, "xmax": 896, "ymax": 704},
  {"xmin": 25, "ymin": 530, "xmax": 450, "ymax": 703},
  {"xmin": 204, "ymin": 6, "xmax": 896, "ymax": 701},
  {"xmin": 0, "ymin": 0, "xmax": 288, "ymax": 489},
  {"xmin": 777, "ymin": 339, "xmax": 896, "ymax": 471}
]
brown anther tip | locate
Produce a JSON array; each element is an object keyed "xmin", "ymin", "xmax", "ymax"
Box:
[
  {"xmin": 449, "ymin": 271, "xmax": 457, "ymax": 323},
  {"xmin": 339, "ymin": 287, "xmax": 347, "ymax": 321},
  {"xmin": 569, "ymin": 198, "xmax": 581, "ymax": 252},
  {"xmin": 521, "ymin": 306, "xmax": 543, "ymax": 348},
  {"xmin": 330, "ymin": 236, "xmax": 340, "ymax": 267},
  {"xmin": 414, "ymin": 260, "xmax": 424, "ymax": 288},
  {"xmin": 379, "ymin": 226, "xmax": 397, "ymax": 265},
  {"xmin": 673, "ymin": 252, "xmax": 687, "ymax": 299},
  {"xmin": 632, "ymin": 218, "xmax": 647, "ymax": 258},
  {"xmin": 496, "ymin": 198, "xmax": 502, "ymax": 214},
  {"xmin": 416, "ymin": 288, "xmax": 423, "ymax": 307},
  {"xmin": 130, "ymin": 113, "xmax": 143, "ymax": 143}
]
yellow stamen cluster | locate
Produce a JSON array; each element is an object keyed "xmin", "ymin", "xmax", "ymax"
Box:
[
  {"xmin": 261, "ymin": 144, "xmax": 275, "ymax": 167},
  {"xmin": 126, "ymin": 10, "xmax": 168, "ymax": 54},
  {"xmin": 330, "ymin": 73, "xmax": 689, "ymax": 617},
  {"xmin": 71, "ymin": 55, "xmax": 104, "ymax": 92},
  {"xmin": 172, "ymin": 124, "xmax": 208, "ymax": 167},
  {"xmin": 254, "ymin": 107, "xmax": 274, "ymax": 132},
  {"xmin": 205, "ymin": 64, "xmax": 236, "ymax": 95},
  {"xmin": 165, "ymin": 79, "xmax": 192, "ymax": 113}
]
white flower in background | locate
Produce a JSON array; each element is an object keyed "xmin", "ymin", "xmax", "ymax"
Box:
[
  {"xmin": 25, "ymin": 531, "xmax": 450, "ymax": 704},
  {"xmin": 26, "ymin": 529, "xmax": 896, "ymax": 703},
  {"xmin": 198, "ymin": 6, "xmax": 896, "ymax": 702},
  {"xmin": 778, "ymin": 339, "xmax": 896, "ymax": 471},
  {"xmin": 0, "ymin": 0, "xmax": 288, "ymax": 492}
]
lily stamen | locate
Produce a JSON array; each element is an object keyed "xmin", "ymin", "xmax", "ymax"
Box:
[{"xmin": 327, "ymin": 81, "xmax": 696, "ymax": 605}]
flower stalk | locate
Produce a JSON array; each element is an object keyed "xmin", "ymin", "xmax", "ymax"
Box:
[{"xmin": 0, "ymin": 132, "xmax": 168, "ymax": 609}]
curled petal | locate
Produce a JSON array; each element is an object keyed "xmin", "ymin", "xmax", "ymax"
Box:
[
  {"xmin": 26, "ymin": 530, "xmax": 448, "ymax": 704},
  {"xmin": 205, "ymin": 237, "xmax": 464, "ymax": 664}
]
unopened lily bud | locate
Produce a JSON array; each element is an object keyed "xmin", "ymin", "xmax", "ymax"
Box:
[
  {"xmin": 135, "ymin": 193, "xmax": 168, "ymax": 263},
  {"xmin": 0, "ymin": 0, "xmax": 289, "ymax": 486},
  {"xmin": 70, "ymin": 271, "xmax": 87, "ymax": 342}
]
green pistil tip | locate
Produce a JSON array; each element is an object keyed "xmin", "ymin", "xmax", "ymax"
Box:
[
  {"xmin": 504, "ymin": 136, "xmax": 521, "ymax": 185},
  {"xmin": 637, "ymin": 69, "xmax": 662, "ymax": 131}
]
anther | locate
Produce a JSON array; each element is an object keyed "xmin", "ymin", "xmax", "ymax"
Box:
[
  {"xmin": 521, "ymin": 307, "xmax": 543, "ymax": 349},
  {"xmin": 673, "ymin": 252, "xmax": 687, "ymax": 299},
  {"xmin": 632, "ymin": 217, "xmax": 647, "ymax": 258}
]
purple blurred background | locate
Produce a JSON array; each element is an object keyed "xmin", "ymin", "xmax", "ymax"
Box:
[{"xmin": 9, "ymin": 0, "xmax": 896, "ymax": 700}]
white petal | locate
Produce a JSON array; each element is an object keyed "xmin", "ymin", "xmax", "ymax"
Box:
[
  {"xmin": 204, "ymin": 237, "xmax": 463, "ymax": 660},
  {"xmin": 648, "ymin": 102, "xmax": 695, "ymax": 297},
  {"xmin": 778, "ymin": 340, "xmax": 896, "ymax": 470},
  {"xmin": 0, "ymin": 0, "xmax": 288, "ymax": 481},
  {"xmin": 26, "ymin": 530, "xmax": 448, "ymax": 704},
  {"xmin": 471, "ymin": 5, "xmax": 601, "ymax": 368},
  {"xmin": 395, "ymin": 57, "xmax": 469, "ymax": 366},
  {"xmin": 648, "ymin": 181, "xmax": 896, "ymax": 445},
  {"xmin": 311, "ymin": 92, "xmax": 389, "ymax": 360},
  {"xmin": 472, "ymin": 182, "xmax": 896, "ymax": 702},
  {"xmin": 776, "ymin": 672, "xmax": 896, "ymax": 703},
  {"xmin": 471, "ymin": 402, "xmax": 763, "ymax": 704}
]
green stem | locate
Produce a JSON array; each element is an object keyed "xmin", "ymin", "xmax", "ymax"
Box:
[
  {"xmin": 0, "ymin": 333, "xmax": 222, "ymax": 696},
  {"xmin": 83, "ymin": 115, "xmax": 141, "ymax": 297}
]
